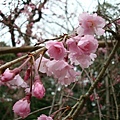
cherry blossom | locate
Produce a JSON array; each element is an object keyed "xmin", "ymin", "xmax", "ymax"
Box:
[
  {"xmin": 7, "ymin": 74, "xmax": 28, "ymax": 88},
  {"xmin": 29, "ymin": 3, "xmax": 36, "ymax": 10},
  {"xmin": 46, "ymin": 60, "xmax": 79, "ymax": 85},
  {"xmin": 36, "ymin": 55, "xmax": 52, "ymax": 76},
  {"xmin": 36, "ymin": 56, "xmax": 79, "ymax": 85},
  {"xmin": 13, "ymin": 96, "xmax": 30, "ymax": 118},
  {"xmin": 69, "ymin": 53, "xmax": 96, "ymax": 68},
  {"xmin": 1, "ymin": 68, "xmax": 20, "ymax": 82},
  {"xmin": 32, "ymin": 75, "xmax": 45, "ymax": 99},
  {"xmin": 37, "ymin": 114, "xmax": 53, "ymax": 120},
  {"xmin": 67, "ymin": 35, "xmax": 98, "ymax": 68},
  {"xmin": 57, "ymin": 70, "xmax": 78, "ymax": 85},
  {"xmin": 77, "ymin": 12, "xmax": 105, "ymax": 36},
  {"xmin": 66, "ymin": 36, "xmax": 82, "ymax": 54},
  {"xmin": 78, "ymin": 35, "xmax": 98, "ymax": 54},
  {"xmin": 46, "ymin": 41, "xmax": 67, "ymax": 60},
  {"xmin": 25, "ymin": 75, "xmax": 45, "ymax": 99}
]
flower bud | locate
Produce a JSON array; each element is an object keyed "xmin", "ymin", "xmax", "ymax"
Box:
[{"xmin": 13, "ymin": 96, "xmax": 30, "ymax": 118}]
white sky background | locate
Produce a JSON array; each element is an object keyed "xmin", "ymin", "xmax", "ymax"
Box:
[{"xmin": 0, "ymin": 0, "xmax": 119, "ymax": 46}]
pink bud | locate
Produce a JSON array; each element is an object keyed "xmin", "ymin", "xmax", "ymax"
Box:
[
  {"xmin": 33, "ymin": 75, "xmax": 45, "ymax": 99},
  {"xmin": 90, "ymin": 94, "xmax": 95, "ymax": 101},
  {"xmin": 37, "ymin": 114, "xmax": 53, "ymax": 120},
  {"xmin": 1, "ymin": 68, "xmax": 20, "ymax": 82},
  {"xmin": 24, "ymin": 68, "xmax": 31, "ymax": 81},
  {"xmin": 13, "ymin": 97, "xmax": 30, "ymax": 118}
]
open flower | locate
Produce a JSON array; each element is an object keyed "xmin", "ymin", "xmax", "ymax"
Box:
[
  {"xmin": 78, "ymin": 35, "xmax": 98, "ymax": 54},
  {"xmin": 77, "ymin": 12, "xmax": 105, "ymax": 36},
  {"xmin": 46, "ymin": 41, "xmax": 67, "ymax": 60},
  {"xmin": 8, "ymin": 74, "xmax": 28, "ymax": 88},
  {"xmin": 46, "ymin": 60, "xmax": 79, "ymax": 85},
  {"xmin": 36, "ymin": 55, "xmax": 52, "ymax": 76}
]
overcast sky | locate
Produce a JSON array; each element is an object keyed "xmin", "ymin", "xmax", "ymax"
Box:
[{"xmin": 0, "ymin": 0, "xmax": 119, "ymax": 46}]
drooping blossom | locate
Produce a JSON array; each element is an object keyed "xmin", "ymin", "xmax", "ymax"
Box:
[
  {"xmin": 46, "ymin": 60, "xmax": 79, "ymax": 85},
  {"xmin": 1, "ymin": 68, "xmax": 20, "ymax": 82},
  {"xmin": 66, "ymin": 35, "xmax": 98, "ymax": 68},
  {"xmin": 37, "ymin": 114, "xmax": 53, "ymax": 120},
  {"xmin": 25, "ymin": 75, "xmax": 45, "ymax": 99},
  {"xmin": 36, "ymin": 56, "xmax": 79, "ymax": 85},
  {"xmin": 13, "ymin": 96, "xmax": 30, "ymax": 118},
  {"xmin": 32, "ymin": 75, "xmax": 45, "ymax": 99},
  {"xmin": 77, "ymin": 12, "xmax": 105, "ymax": 36},
  {"xmin": 78, "ymin": 35, "xmax": 98, "ymax": 54},
  {"xmin": 69, "ymin": 53, "xmax": 96, "ymax": 68},
  {"xmin": 66, "ymin": 36, "xmax": 82, "ymax": 54},
  {"xmin": 46, "ymin": 41, "xmax": 67, "ymax": 60},
  {"xmin": 0, "ymin": 74, "xmax": 28, "ymax": 89},
  {"xmin": 7, "ymin": 74, "xmax": 28, "ymax": 88},
  {"xmin": 35, "ymin": 55, "xmax": 52, "ymax": 76}
]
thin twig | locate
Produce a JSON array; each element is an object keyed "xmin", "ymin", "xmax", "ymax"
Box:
[
  {"xmin": 0, "ymin": 47, "xmax": 46, "ymax": 74},
  {"xmin": 110, "ymin": 78, "xmax": 119, "ymax": 120},
  {"xmin": 49, "ymin": 83, "xmax": 59, "ymax": 115},
  {"xmin": 84, "ymin": 69, "xmax": 102, "ymax": 120}
]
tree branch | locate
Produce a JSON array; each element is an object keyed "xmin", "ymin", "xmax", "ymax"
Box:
[
  {"xmin": 0, "ymin": 40, "xmax": 116, "ymax": 54},
  {"xmin": 63, "ymin": 40, "xmax": 120, "ymax": 120},
  {"xmin": 0, "ymin": 47, "xmax": 46, "ymax": 74}
]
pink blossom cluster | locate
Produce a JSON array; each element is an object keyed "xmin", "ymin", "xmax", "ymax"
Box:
[
  {"xmin": 13, "ymin": 96, "xmax": 52, "ymax": 119},
  {"xmin": 36, "ymin": 55, "xmax": 79, "ymax": 85},
  {"xmin": 0, "ymin": 12, "xmax": 105, "ymax": 119},
  {"xmin": 35, "ymin": 13, "xmax": 105, "ymax": 86},
  {"xmin": 11, "ymin": 74, "xmax": 45, "ymax": 118},
  {"xmin": 66, "ymin": 35, "xmax": 98, "ymax": 68},
  {"xmin": 0, "ymin": 61, "xmax": 45, "ymax": 118}
]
